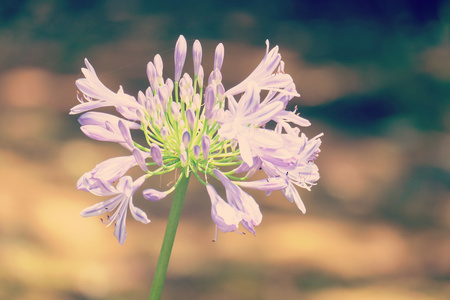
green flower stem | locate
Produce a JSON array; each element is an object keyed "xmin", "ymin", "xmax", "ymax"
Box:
[{"xmin": 149, "ymin": 174, "xmax": 190, "ymax": 300}]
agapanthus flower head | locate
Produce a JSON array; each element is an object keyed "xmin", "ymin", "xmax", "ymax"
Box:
[{"xmin": 72, "ymin": 35, "xmax": 322, "ymax": 244}]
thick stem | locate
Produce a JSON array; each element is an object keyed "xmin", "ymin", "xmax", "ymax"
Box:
[{"xmin": 149, "ymin": 174, "xmax": 190, "ymax": 300}]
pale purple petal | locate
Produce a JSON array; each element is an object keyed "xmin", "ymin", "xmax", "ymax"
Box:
[
  {"xmin": 133, "ymin": 148, "xmax": 148, "ymax": 172},
  {"xmin": 272, "ymin": 111, "xmax": 311, "ymax": 128},
  {"xmin": 129, "ymin": 201, "xmax": 151, "ymax": 224},
  {"xmin": 236, "ymin": 177, "xmax": 288, "ymax": 191},
  {"xmin": 206, "ymin": 184, "xmax": 241, "ymax": 233},
  {"xmin": 113, "ymin": 205, "xmax": 128, "ymax": 245},
  {"xmin": 70, "ymin": 100, "xmax": 110, "ymax": 115},
  {"xmin": 78, "ymin": 112, "xmax": 141, "ymax": 129},
  {"xmin": 237, "ymin": 134, "xmax": 253, "ymax": 166},
  {"xmin": 80, "ymin": 194, "xmax": 123, "ymax": 217},
  {"xmin": 86, "ymin": 178, "xmax": 120, "ymax": 196},
  {"xmin": 80, "ymin": 125, "xmax": 123, "ymax": 142},
  {"xmin": 213, "ymin": 169, "xmax": 262, "ymax": 235},
  {"xmin": 118, "ymin": 120, "xmax": 134, "ymax": 148},
  {"xmin": 237, "ymin": 82, "xmax": 260, "ymax": 116},
  {"xmin": 79, "ymin": 154, "xmax": 140, "ymax": 187},
  {"xmin": 75, "ymin": 59, "xmax": 142, "ymax": 113},
  {"xmin": 246, "ymin": 101, "xmax": 284, "ymax": 126},
  {"xmin": 232, "ymin": 156, "xmax": 262, "ymax": 178},
  {"xmin": 282, "ymin": 183, "xmax": 306, "ymax": 213}
]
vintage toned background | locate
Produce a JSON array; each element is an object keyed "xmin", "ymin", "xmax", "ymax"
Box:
[{"xmin": 0, "ymin": 0, "xmax": 449, "ymax": 299}]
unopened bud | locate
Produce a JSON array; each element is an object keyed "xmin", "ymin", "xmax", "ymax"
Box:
[
  {"xmin": 182, "ymin": 129, "xmax": 191, "ymax": 148},
  {"xmin": 186, "ymin": 108, "xmax": 195, "ymax": 131},
  {"xmin": 204, "ymin": 85, "xmax": 215, "ymax": 119},
  {"xmin": 180, "ymin": 150, "xmax": 187, "ymax": 167},
  {"xmin": 202, "ymin": 135, "xmax": 211, "ymax": 160},
  {"xmin": 146, "ymin": 61, "xmax": 158, "ymax": 91},
  {"xmin": 171, "ymin": 102, "xmax": 181, "ymax": 121},
  {"xmin": 143, "ymin": 189, "xmax": 168, "ymax": 201},
  {"xmin": 154, "ymin": 54, "xmax": 163, "ymax": 78},
  {"xmin": 193, "ymin": 145, "xmax": 201, "ymax": 158},
  {"xmin": 150, "ymin": 144, "xmax": 163, "ymax": 166},
  {"xmin": 174, "ymin": 35, "xmax": 187, "ymax": 82},
  {"xmin": 193, "ymin": 40, "xmax": 202, "ymax": 76},
  {"xmin": 214, "ymin": 43, "xmax": 224, "ymax": 71},
  {"xmin": 197, "ymin": 66, "xmax": 204, "ymax": 88},
  {"xmin": 161, "ymin": 126, "xmax": 168, "ymax": 138}
]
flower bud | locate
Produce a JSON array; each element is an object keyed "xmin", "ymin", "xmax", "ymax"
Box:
[
  {"xmin": 137, "ymin": 91, "xmax": 146, "ymax": 106},
  {"xmin": 143, "ymin": 189, "xmax": 168, "ymax": 201},
  {"xmin": 182, "ymin": 129, "xmax": 191, "ymax": 148},
  {"xmin": 208, "ymin": 69, "xmax": 222, "ymax": 87},
  {"xmin": 204, "ymin": 85, "xmax": 215, "ymax": 119},
  {"xmin": 133, "ymin": 148, "xmax": 148, "ymax": 172},
  {"xmin": 181, "ymin": 73, "xmax": 193, "ymax": 88},
  {"xmin": 216, "ymin": 83, "xmax": 225, "ymax": 102},
  {"xmin": 192, "ymin": 93, "xmax": 201, "ymax": 110},
  {"xmin": 174, "ymin": 35, "xmax": 187, "ymax": 82},
  {"xmin": 145, "ymin": 86, "xmax": 153, "ymax": 98},
  {"xmin": 214, "ymin": 43, "xmax": 224, "ymax": 71},
  {"xmin": 193, "ymin": 145, "xmax": 201, "ymax": 158},
  {"xmin": 150, "ymin": 143, "xmax": 163, "ymax": 166},
  {"xmin": 146, "ymin": 61, "xmax": 158, "ymax": 91},
  {"xmin": 171, "ymin": 102, "xmax": 181, "ymax": 121},
  {"xmin": 193, "ymin": 40, "xmax": 202, "ymax": 76},
  {"xmin": 118, "ymin": 120, "xmax": 133, "ymax": 148},
  {"xmin": 202, "ymin": 134, "xmax": 211, "ymax": 160},
  {"xmin": 154, "ymin": 54, "xmax": 163, "ymax": 78},
  {"xmin": 180, "ymin": 150, "xmax": 187, "ymax": 167},
  {"xmin": 186, "ymin": 108, "xmax": 195, "ymax": 131},
  {"xmin": 158, "ymin": 84, "xmax": 170, "ymax": 110},
  {"xmin": 161, "ymin": 126, "xmax": 168, "ymax": 138},
  {"xmin": 165, "ymin": 78, "xmax": 174, "ymax": 95},
  {"xmin": 197, "ymin": 66, "xmax": 204, "ymax": 88}
]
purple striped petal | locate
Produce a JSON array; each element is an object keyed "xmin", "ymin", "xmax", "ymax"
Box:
[
  {"xmin": 236, "ymin": 177, "xmax": 288, "ymax": 191},
  {"xmin": 206, "ymin": 184, "xmax": 242, "ymax": 233}
]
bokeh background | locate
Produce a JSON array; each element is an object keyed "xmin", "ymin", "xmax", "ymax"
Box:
[{"xmin": 1, "ymin": 0, "xmax": 449, "ymax": 299}]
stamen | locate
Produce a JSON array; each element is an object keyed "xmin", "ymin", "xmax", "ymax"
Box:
[{"xmin": 212, "ymin": 225, "xmax": 218, "ymax": 242}]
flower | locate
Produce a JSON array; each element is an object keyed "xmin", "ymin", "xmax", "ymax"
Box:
[
  {"xmin": 72, "ymin": 35, "xmax": 322, "ymax": 244},
  {"xmin": 80, "ymin": 176, "xmax": 150, "ymax": 245}
]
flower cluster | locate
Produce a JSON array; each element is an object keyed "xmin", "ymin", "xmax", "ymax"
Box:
[{"xmin": 71, "ymin": 35, "xmax": 322, "ymax": 244}]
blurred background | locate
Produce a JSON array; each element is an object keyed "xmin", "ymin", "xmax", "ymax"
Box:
[{"xmin": 0, "ymin": 0, "xmax": 449, "ymax": 299}]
